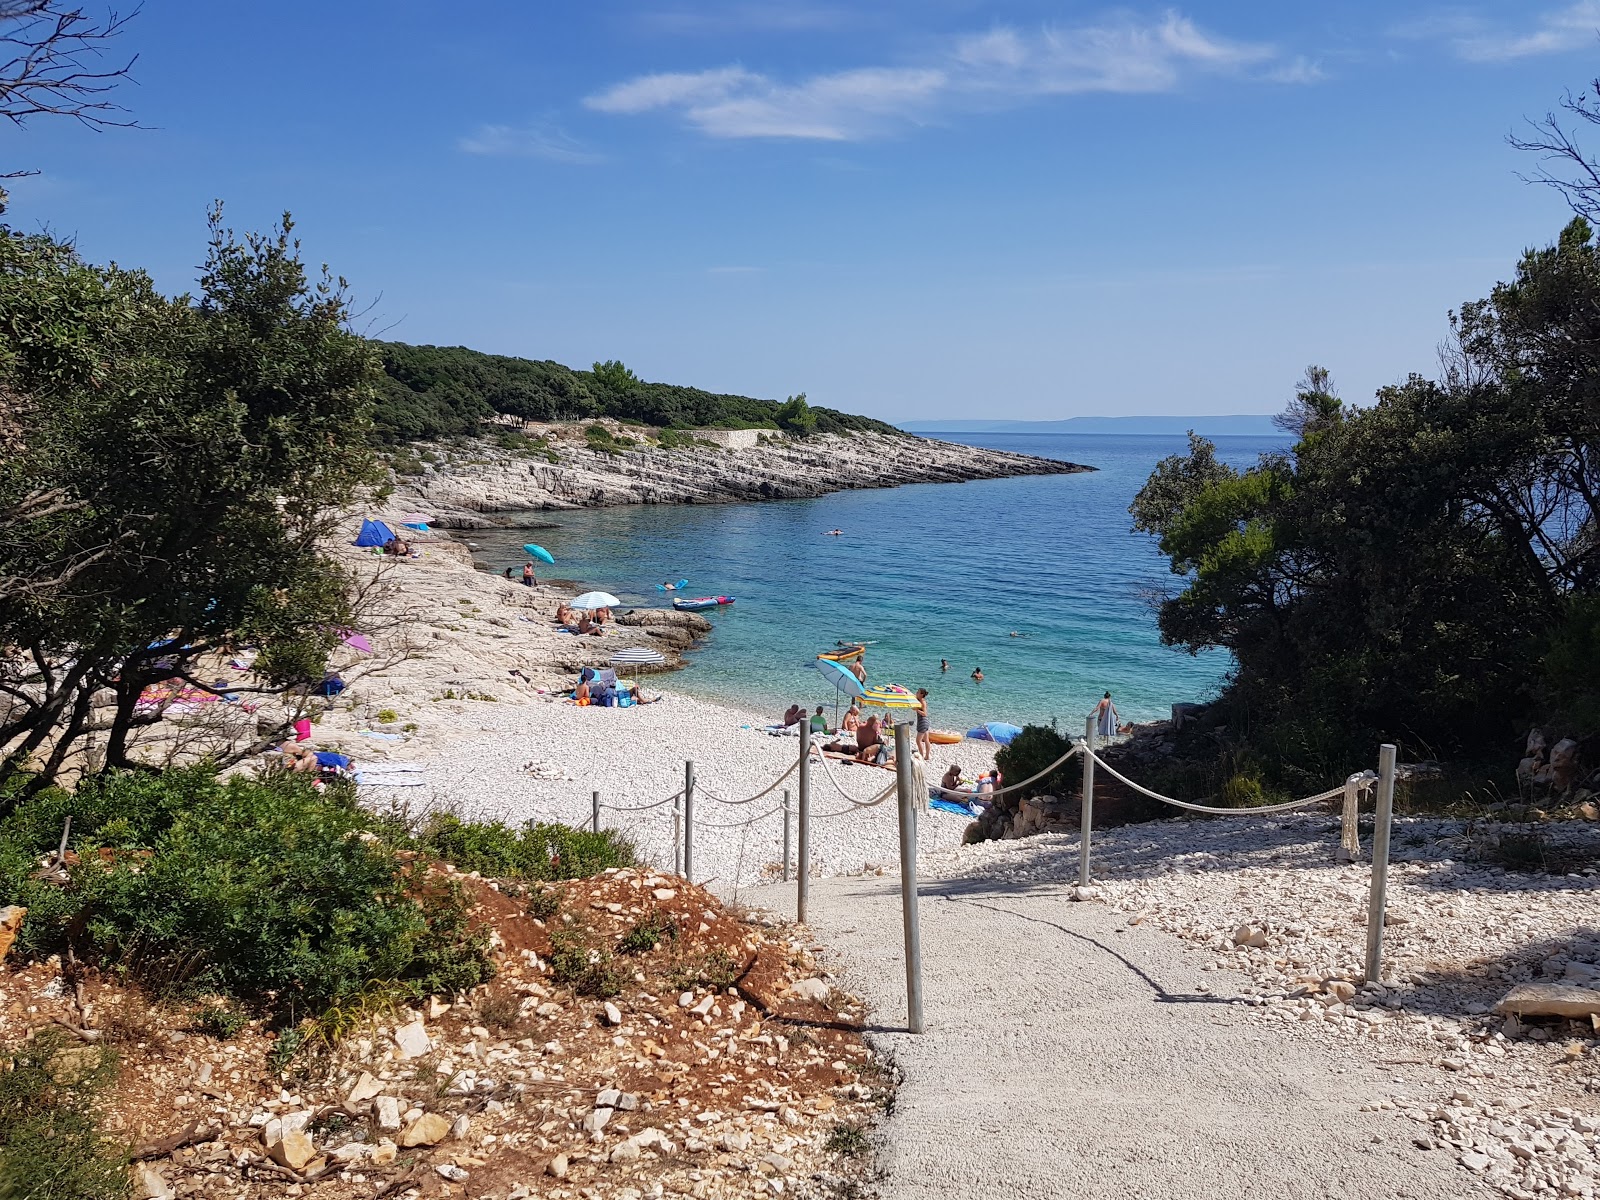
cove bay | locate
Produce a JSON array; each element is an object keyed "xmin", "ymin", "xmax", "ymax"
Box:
[{"xmin": 469, "ymin": 432, "xmax": 1286, "ymax": 732}]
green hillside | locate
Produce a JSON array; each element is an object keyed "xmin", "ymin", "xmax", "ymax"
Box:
[{"xmin": 371, "ymin": 342, "xmax": 897, "ymax": 442}]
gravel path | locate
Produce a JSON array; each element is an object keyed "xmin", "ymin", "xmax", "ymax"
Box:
[{"xmin": 749, "ymin": 864, "xmax": 1501, "ymax": 1199}]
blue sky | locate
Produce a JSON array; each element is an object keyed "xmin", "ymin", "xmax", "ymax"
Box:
[{"xmin": 5, "ymin": 1, "xmax": 1594, "ymax": 420}]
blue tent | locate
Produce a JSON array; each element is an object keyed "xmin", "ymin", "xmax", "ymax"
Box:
[{"xmin": 354, "ymin": 518, "xmax": 396, "ymax": 548}]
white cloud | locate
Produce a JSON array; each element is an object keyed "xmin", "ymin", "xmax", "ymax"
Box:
[
  {"xmin": 1398, "ymin": 1, "xmax": 1600, "ymax": 62},
  {"xmin": 458, "ymin": 122, "xmax": 605, "ymax": 165},
  {"xmin": 584, "ymin": 9, "xmax": 1304, "ymax": 141}
]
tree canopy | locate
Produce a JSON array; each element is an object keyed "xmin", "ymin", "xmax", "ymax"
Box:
[
  {"xmin": 0, "ymin": 208, "xmax": 381, "ymax": 796},
  {"xmin": 1134, "ymin": 218, "xmax": 1600, "ymax": 786},
  {"xmin": 370, "ymin": 342, "xmax": 897, "ymax": 442}
]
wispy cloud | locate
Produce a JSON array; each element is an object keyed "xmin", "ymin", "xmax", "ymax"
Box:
[
  {"xmin": 458, "ymin": 121, "xmax": 605, "ymax": 165},
  {"xmin": 1395, "ymin": 1, "xmax": 1600, "ymax": 62},
  {"xmin": 635, "ymin": 4, "xmax": 861, "ymax": 36},
  {"xmin": 584, "ymin": 10, "xmax": 1305, "ymax": 141}
]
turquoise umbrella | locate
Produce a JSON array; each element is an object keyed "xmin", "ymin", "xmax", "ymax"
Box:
[
  {"xmin": 522, "ymin": 543, "xmax": 555, "ymax": 565},
  {"xmin": 814, "ymin": 657, "xmax": 866, "ymax": 728}
]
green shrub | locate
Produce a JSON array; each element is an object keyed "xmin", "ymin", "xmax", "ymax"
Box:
[
  {"xmin": 1220, "ymin": 772, "xmax": 1267, "ymax": 808},
  {"xmin": 412, "ymin": 814, "xmax": 634, "ymax": 881},
  {"xmin": 196, "ymin": 1004, "xmax": 248, "ymax": 1040},
  {"xmin": 0, "ymin": 768, "xmax": 493, "ymax": 1016},
  {"xmin": 619, "ymin": 912, "xmax": 677, "ymax": 955},
  {"xmin": 994, "ymin": 725, "xmax": 1075, "ymax": 799},
  {"xmin": 0, "ymin": 1032, "xmax": 127, "ymax": 1200},
  {"xmin": 548, "ymin": 927, "xmax": 623, "ymax": 997},
  {"xmin": 376, "ymin": 709, "xmax": 399, "ymax": 723}
]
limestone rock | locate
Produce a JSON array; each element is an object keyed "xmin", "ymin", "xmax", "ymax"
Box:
[
  {"xmin": 400, "ymin": 1111, "xmax": 451, "ymax": 1148},
  {"xmin": 436, "ymin": 1164, "xmax": 469, "ymax": 1182},
  {"xmin": 374, "ymin": 1096, "xmax": 402, "ymax": 1130},
  {"xmin": 1551, "ymin": 738, "xmax": 1581, "ymax": 791},
  {"xmin": 1495, "ymin": 982, "xmax": 1600, "ymax": 1019},
  {"xmin": 0, "ymin": 906, "xmax": 25, "ymax": 962},
  {"xmin": 787, "ymin": 977, "xmax": 830, "ymax": 1003},
  {"xmin": 583, "ymin": 1106, "xmax": 613, "ymax": 1133},
  {"xmin": 393, "ymin": 1021, "xmax": 432, "ymax": 1059},
  {"xmin": 546, "ymin": 1153, "xmax": 569, "ymax": 1179},
  {"xmin": 602, "ymin": 1001, "xmax": 623, "ymax": 1026},
  {"xmin": 132, "ymin": 1164, "xmax": 173, "ymax": 1200},
  {"xmin": 346, "ymin": 1070, "xmax": 383, "ymax": 1104},
  {"xmin": 267, "ymin": 1130, "xmax": 315, "ymax": 1171},
  {"xmin": 370, "ymin": 1141, "xmax": 398, "ymax": 1166}
]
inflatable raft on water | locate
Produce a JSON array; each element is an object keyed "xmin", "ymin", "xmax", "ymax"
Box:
[{"xmin": 673, "ymin": 595, "xmax": 735, "ymax": 612}]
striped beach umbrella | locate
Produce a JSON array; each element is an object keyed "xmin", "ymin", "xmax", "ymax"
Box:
[
  {"xmin": 861, "ymin": 683, "xmax": 920, "ymax": 724},
  {"xmin": 610, "ymin": 647, "xmax": 666, "ymax": 667}
]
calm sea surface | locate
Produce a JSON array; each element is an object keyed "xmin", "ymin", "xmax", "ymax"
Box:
[{"xmin": 465, "ymin": 433, "xmax": 1285, "ymax": 732}]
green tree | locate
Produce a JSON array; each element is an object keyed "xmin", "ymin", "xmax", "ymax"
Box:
[
  {"xmin": 775, "ymin": 392, "xmax": 816, "ymax": 435},
  {"xmin": 0, "ymin": 208, "xmax": 381, "ymax": 796},
  {"xmin": 1131, "ymin": 222, "xmax": 1600, "ymax": 783},
  {"xmin": 591, "ymin": 358, "xmax": 641, "ymax": 393}
]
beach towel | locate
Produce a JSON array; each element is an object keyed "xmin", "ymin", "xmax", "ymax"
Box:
[
  {"xmin": 293, "ymin": 718, "xmax": 312, "ymax": 742},
  {"xmin": 931, "ymin": 797, "xmax": 979, "ymax": 818}
]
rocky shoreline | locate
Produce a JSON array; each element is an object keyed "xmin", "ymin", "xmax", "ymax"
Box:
[{"xmin": 391, "ymin": 428, "xmax": 1090, "ymax": 529}]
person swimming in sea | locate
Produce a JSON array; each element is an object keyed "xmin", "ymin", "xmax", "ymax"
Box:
[
  {"xmin": 971, "ymin": 666, "xmax": 984, "ymax": 682},
  {"xmin": 940, "ymin": 658, "xmax": 949, "ymax": 672},
  {"xmin": 661, "ymin": 581, "xmax": 679, "ymax": 591}
]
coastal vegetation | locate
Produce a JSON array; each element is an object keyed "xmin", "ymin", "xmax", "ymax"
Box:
[
  {"xmin": 0, "ymin": 208, "xmax": 382, "ymax": 797},
  {"xmin": 371, "ymin": 341, "xmax": 896, "ymax": 442},
  {"xmin": 1134, "ymin": 215, "xmax": 1600, "ymax": 797}
]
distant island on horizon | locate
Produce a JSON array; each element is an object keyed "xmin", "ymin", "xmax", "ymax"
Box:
[{"xmin": 901, "ymin": 414, "xmax": 1281, "ymax": 437}]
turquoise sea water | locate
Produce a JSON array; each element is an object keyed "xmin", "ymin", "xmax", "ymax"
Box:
[{"xmin": 466, "ymin": 433, "xmax": 1285, "ymax": 733}]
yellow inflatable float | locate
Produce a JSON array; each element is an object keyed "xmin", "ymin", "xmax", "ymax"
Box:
[{"xmin": 928, "ymin": 729, "xmax": 962, "ymax": 745}]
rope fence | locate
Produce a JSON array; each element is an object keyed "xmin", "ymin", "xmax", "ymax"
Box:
[{"xmin": 576, "ymin": 715, "xmax": 1406, "ymax": 1011}]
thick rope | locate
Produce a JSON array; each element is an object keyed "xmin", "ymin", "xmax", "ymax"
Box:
[
  {"xmin": 928, "ymin": 742, "xmax": 1084, "ymax": 801},
  {"xmin": 811, "ymin": 748, "xmax": 896, "ymax": 805},
  {"xmin": 695, "ymin": 757, "xmax": 800, "ymax": 807},
  {"xmin": 599, "ymin": 791, "xmax": 682, "ymax": 813},
  {"xmin": 1085, "ymin": 749, "xmax": 1345, "ymax": 816},
  {"xmin": 693, "ymin": 805, "xmax": 782, "ymax": 830},
  {"xmin": 813, "ymin": 777, "xmax": 898, "ymax": 819}
]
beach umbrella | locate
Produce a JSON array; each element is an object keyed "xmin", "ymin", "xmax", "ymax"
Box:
[
  {"xmin": 571, "ymin": 590, "xmax": 622, "ymax": 609},
  {"xmin": 522, "ymin": 543, "xmax": 556, "ymax": 565},
  {"xmin": 610, "ymin": 647, "xmax": 666, "ymax": 668},
  {"xmin": 814, "ymin": 656, "xmax": 865, "ymax": 727},
  {"xmin": 861, "ymin": 683, "xmax": 921, "ymax": 725},
  {"xmin": 965, "ymin": 721, "xmax": 1023, "ymax": 745}
]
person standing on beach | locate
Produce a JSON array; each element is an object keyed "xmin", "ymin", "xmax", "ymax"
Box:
[
  {"xmin": 1092, "ymin": 691, "xmax": 1120, "ymax": 740},
  {"xmin": 522, "ymin": 561, "xmax": 536, "ymax": 587},
  {"xmin": 914, "ymin": 688, "xmax": 931, "ymax": 759}
]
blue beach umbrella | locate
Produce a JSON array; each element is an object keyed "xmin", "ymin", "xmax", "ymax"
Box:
[
  {"xmin": 814, "ymin": 656, "xmax": 865, "ymax": 727},
  {"xmin": 522, "ymin": 543, "xmax": 556, "ymax": 565},
  {"xmin": 966, "ymin": 721, "xmax": 1023, "ymax": 745}
]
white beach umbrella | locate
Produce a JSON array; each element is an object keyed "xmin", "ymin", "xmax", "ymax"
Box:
[{"xmin": 571, "ymin": 591, "xmax": 622, "ymax": 609}]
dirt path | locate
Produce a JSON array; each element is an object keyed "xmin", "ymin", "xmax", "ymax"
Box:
[{"xmin": 748, "ymin": 870, "xmax": 1493, "ymax": 1200}]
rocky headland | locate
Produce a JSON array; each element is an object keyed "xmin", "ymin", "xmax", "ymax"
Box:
[{"xmin": 390, "ymin": 427, "xmax": 1090, "ymax": 528}]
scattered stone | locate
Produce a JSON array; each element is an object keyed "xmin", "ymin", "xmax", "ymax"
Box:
[
  {"xmin": 654, "ymin": 888, "xmax": 677, "ymax": 900},
  {"xmin": 370, "ymin": 1141, "xmax": 398, "ymax": 1166},
  {"xmin": 1495, "ymin": 982, "xmax": 1600, "ymax": 1020},
  {"xmin": 436, "ymin": 1164, "xmax": 469, "ymax": 1182},
  {"xmin": 547, "ymin": 1153, "xmax": 569, "ymax": 1179},
  {"xmin": 583, "ymin": 1107, "xmax": 614, "ymax": 1134},
  {"xmin": 787, "ymin": 978, "xmax": 830, "ymax": 1003},
  {"xmin": 345, "ymin": 1070, "xmax": 383, "ymax": 1105},
  {"xmin": 0, "ymin": 906, "xmax": 25, "ymax": 963},
  {"xmin": 602, "ymin": 1001, "xmax": 623, "ymax": 1026},
  {"xmin": 374, "ymin": 1096, "xmax": 402, "ymax": 1130},
  {"xmin": 132, "ymin": 1163, "xmax": 173, "ymax": 1200},
  {"xmin": 393, "ymin": 1021, "xmax": 432, "ymax": 1059},
  {"xmin": 400, "ymin": 1112, "xmax": 451, "ymax": 1148}
]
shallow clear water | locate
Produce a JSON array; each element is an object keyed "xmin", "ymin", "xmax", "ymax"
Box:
[{"xmin": 466, "ymin": 433, "xmax": 1284, "ymax": 732}]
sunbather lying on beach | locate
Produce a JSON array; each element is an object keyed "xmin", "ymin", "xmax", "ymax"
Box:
[{"xmin": 555, "ymin": 603, "xmax": 576, "ymax": 625}]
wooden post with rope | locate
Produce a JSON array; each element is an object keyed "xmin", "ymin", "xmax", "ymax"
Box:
[
  {"xmin": 892, "ymin": 720, "xmax": 925, "ymax": 1034},
  {"xmin": 1079, "ymin": 716, "xmax": 1096, "ymax": 886}
]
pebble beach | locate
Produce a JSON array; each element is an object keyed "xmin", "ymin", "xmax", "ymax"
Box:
[{"xmin": 301, "ymin": 536, "xmax": 1000, "ymax": 888}]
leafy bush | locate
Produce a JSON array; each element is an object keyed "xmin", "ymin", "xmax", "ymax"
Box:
[
  {"xmin": 0, "ymin": 768, "xmax": 493, "ymax": 1015},
  {"xmin": 0, "ymin": 1032, "xmax": 127, "ymax": 1200},
  {"xmin": 1219, "ymin": 772, "xmax": 1267, "ymax": 808},
  {"xmin": 994, "ymin": 725, "xmax": 1075, "ymax": 799},
  {"xmin": 196, "ymin": 1004, "xmax": 248, "ymax": 1040},
  {"xmin": 412, "ymin": 813, "xmax": 634, "ymax": 881},
  {"xmin": 619, "ymin": 912, "xmax": 677, "ymax": 955}
]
